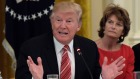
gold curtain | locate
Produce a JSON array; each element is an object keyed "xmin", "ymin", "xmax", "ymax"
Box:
[
  {"xmin": 55, "ymin": 0, "xmax": 92, "ymax": 39},
  {"xmin": 0, "ymin": 0, "xmax": 15, "ymax": 79}
]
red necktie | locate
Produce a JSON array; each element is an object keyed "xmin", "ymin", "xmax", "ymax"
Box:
[{"xmin": 60, "ymin": 45, "xmax": 71, "ymax": 79}]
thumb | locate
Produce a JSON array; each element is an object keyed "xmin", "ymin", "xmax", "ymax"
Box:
[
  {"xmin": 37, "ymin": 57, "xmax": 42, "ymax": 66},
  {"xmin": 102, "ymin": 56, "xmax": 108, "ymax": 66}
]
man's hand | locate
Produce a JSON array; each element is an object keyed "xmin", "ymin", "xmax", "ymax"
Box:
[
  {"xmin": 27, "ymin": 56, "xmax": 43, "ymax": 79},
  {"xmin": 101, "ymin": 56, "xmax": 125, "ymax": 79}
]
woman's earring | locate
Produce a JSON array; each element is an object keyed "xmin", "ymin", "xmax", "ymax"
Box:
[{"xmin": 121, "ymin": 35, "xmax": 124, "ymax": 39}]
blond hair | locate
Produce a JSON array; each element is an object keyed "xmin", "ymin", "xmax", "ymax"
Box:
[{"xmin": 50, "ymin": 1, "xmax": 82, "ymax": 22}]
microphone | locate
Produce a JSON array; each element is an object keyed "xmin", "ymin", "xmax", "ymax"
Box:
[{"xmin": 76, "ymin": 48, "xmax": 93, "ymax": 79}]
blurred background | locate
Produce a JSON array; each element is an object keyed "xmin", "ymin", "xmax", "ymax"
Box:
[{"xmin": 0, "ymin": 0, "xmax": 140, "ymax": 79}]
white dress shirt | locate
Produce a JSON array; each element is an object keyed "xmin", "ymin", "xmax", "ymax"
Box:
[{"xmin": 53, "ymin": 37, "xmax": 75, "ymax": 79}]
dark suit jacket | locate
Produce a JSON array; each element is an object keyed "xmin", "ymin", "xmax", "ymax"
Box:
[
  {"xmin": 15, "ymin": 33, "xmax": 101, "ymax": 79},
  {"xmin": 132, "ymin": 43, "xmax": 140, "ymax": 71}
]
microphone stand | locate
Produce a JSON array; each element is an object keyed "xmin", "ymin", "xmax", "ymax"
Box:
[{"xmin": 77, "ymin": 48, "xmax": 93, "ymax": 79}]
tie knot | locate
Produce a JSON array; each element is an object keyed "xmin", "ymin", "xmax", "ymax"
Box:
[{"xmin": 63, "ymin": 45, "xmax": 69, "ymax": 51}]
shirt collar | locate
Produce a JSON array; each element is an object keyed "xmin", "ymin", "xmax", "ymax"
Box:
[{"xmin": 53, "ymin": 36, "xmax": 73, "ymax": 54}]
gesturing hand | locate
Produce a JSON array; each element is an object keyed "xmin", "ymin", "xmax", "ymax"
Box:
[
  {"xmin": 101, "ymin": 56, "xmax": 125, "ymax": 79},
  {"xmin": 27, "ymin": 56, "xmax": 44, "ymax": 79}
]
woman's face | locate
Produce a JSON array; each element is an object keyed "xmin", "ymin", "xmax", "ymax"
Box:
[{"xmin": 104, "ymin": 15, "xmax": 124, "ymax": 39}]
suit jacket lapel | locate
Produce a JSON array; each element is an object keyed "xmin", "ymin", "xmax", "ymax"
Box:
[
  {"xmin": 44, "ymin": 34, "xmax": 59, "ymax": 75},
  {"xmin": 74, "ymin": 36, "xmax": 85, "ymax": 79}
]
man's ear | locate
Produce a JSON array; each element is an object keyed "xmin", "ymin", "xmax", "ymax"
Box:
[{"xmin": 77, "ymin": 21, "xmax": 82, "ymax": 31}]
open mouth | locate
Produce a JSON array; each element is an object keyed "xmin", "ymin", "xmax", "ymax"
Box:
[{"xmin": 59, "ymin": 31, "xmax": 68, "ymax": 35}]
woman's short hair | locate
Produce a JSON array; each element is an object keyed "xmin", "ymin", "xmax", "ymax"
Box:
[{"xmin": 98, "ymin": 3, "xmax": 131, "ymax": 43}]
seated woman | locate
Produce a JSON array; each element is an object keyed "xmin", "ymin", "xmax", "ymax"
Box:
[{"xmin": 95, "ymin": 3, "xmax": 134, "ymax": 79}]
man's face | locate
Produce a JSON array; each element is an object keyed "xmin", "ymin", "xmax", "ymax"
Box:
[{"xmin": 51, "ymin": 10, "xmax": 81, "ymax": 45}]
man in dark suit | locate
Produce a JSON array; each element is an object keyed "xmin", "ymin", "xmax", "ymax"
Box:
[
  {"xmin": 15, "ymin": 1, "xmax": 125, "ymax": 79},
  {"xmin": 132, "ymin": 43, "xmax": 140, "ymax": 71}
]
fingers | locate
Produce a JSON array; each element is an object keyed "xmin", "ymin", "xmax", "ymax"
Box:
[
  {"xmin": 102, "ymin": 57, "xmax": 108, "ymax": 66},
  {"xmin": 27, "ymin": 59, "xmax": 30, "ymax": 67},
  {"xmin": 27, "ymin": 56, "xmax": 34, "ymax": 67},
  {"xmin": 27, "ymin": 56, "xmax": 34, "ymax": 64},
  {"xmin": 114, "ymin": 56, "xmax": 125, "ymax": 77},
  {"xmin": 118, "ymin": 64, "xmax": 125, "ymax": 71},
  {"xmin": 113, "ymin": 56, "xmax": 125, "ymax": 68},
  {"xmin": 37, "ymin": 57, "xmax": 42, "ymax": 66},
  {"xmin": 27, "ymin": 56, "xmax": 42, "ymax": 66},
  {"xmin": 113, "ymin": 56, "xmax": 123, "ymax": 64},
  {"xmin": 116, "ymin": 71, "xmax": 123, "ymax": 77},
  {"xmin": 116, "ymin": 58, "xmax": 125, "ymax": 67}
]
